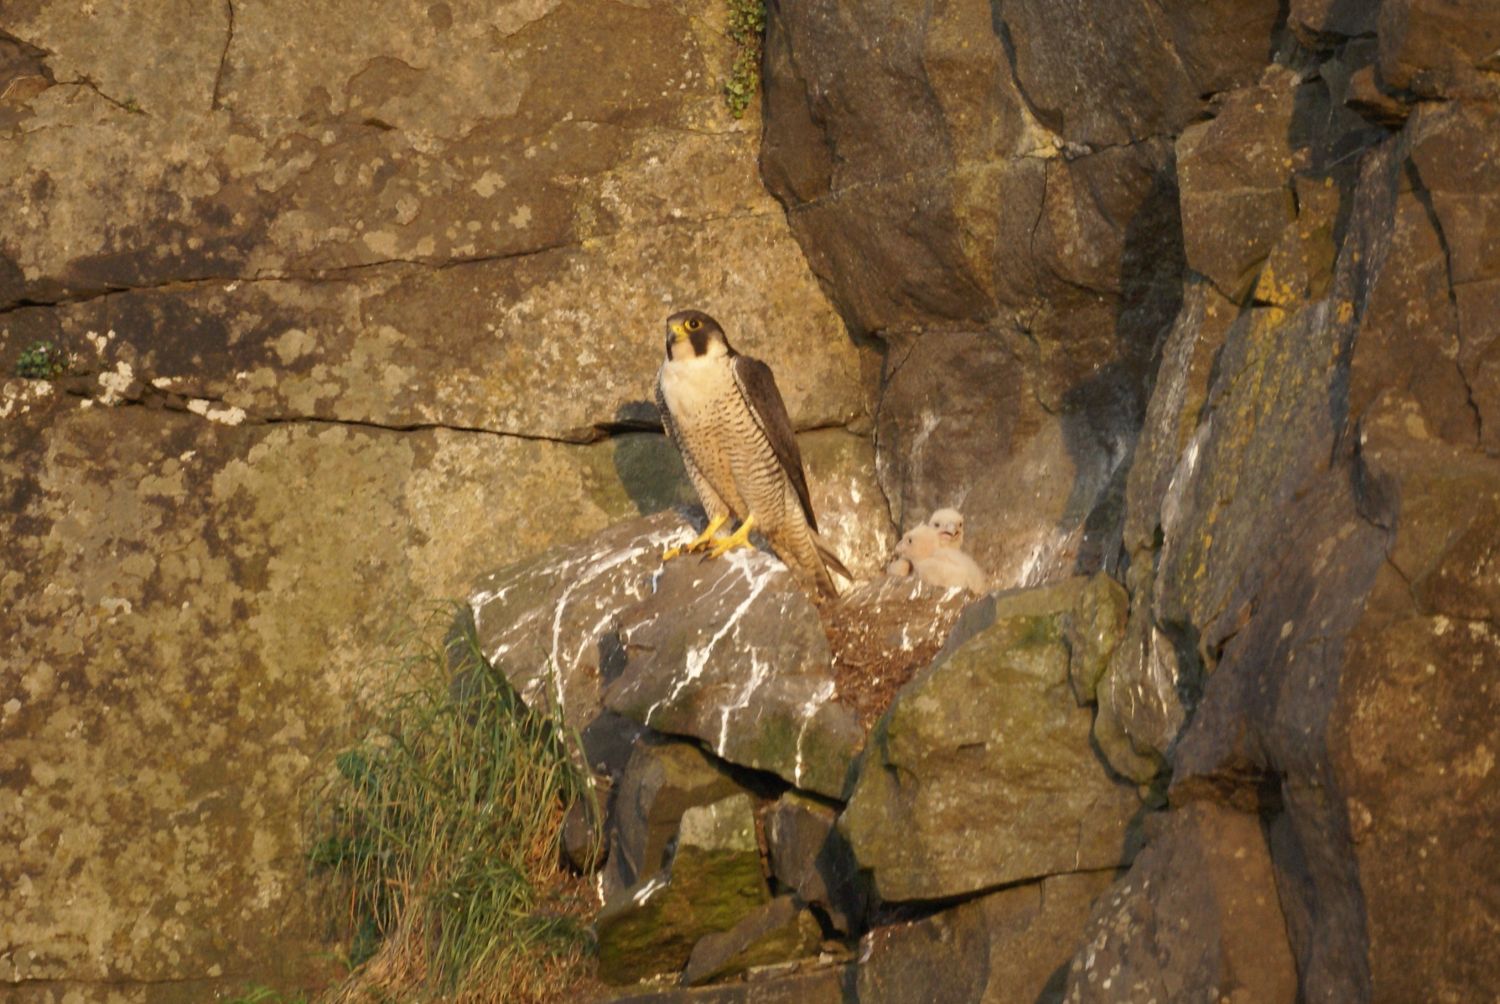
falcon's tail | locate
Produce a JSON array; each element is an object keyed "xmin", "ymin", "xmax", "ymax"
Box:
[
  {"xmin": 813, "ymin": 532, "xmax": 853, "ymax": 585},
  {"xmin": 771, "ymin": 526, "xmax": 851, "ymax": 600}
]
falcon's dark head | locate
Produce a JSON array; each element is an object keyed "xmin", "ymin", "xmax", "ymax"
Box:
[{"xmin": 665, "ymin": 309, "xmax": 731, "ymax": 361}]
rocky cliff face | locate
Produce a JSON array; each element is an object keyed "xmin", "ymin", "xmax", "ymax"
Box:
[
  {"xmin": 4, "ymin": 0, "xmax": 1498, "ymax": 1001},
  {"xmin": 0, "ymin": 2, "xmax": 876, "ymax": 999}
]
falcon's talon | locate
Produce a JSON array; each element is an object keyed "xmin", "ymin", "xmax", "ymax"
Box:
[
  {"xmin": 704, "ymin": 516, "xmax": 756, "ymax": 560},
  {"xmin": 662, "ymin": 513, "xmax": 728, "ymax": 562}
]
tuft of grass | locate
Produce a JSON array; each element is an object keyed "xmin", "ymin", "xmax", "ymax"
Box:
[
  {"xmin": 222, "ymin": 986, "xmax": 311, "ymax": 1004},
  {"xmin": 724, "ymin": 0, "xmax": 766, "ymax": 118},
  {"xmin": 15, "ymin": 340, "xmax": 73, "ymax": 380},
  {"xmin": 310, "ymin": 609, "xmax": 597, "ymax": 1003}
]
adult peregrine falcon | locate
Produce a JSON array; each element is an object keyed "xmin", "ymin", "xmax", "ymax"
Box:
[{"xmin": 655, "ymin": 309, "xmax": 851, "ymax": 598}]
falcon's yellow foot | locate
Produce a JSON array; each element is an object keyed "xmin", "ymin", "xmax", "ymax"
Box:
[
  {"xmin": 704, "ymin": 516, "xmax": 756, "ymax": 560},
  {"xmin": 662, "ymin": 513, "xmax": 729, "ymax": 561}
]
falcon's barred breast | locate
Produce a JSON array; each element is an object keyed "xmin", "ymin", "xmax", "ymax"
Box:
[{"xmin": 655, "ymin": 309, "xmax": 850, "ymax": 598}]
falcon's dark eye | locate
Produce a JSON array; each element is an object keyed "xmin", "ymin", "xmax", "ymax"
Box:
[{"xmin": 685, "ymin": 317, "xmax": 702, "ymax": 331}]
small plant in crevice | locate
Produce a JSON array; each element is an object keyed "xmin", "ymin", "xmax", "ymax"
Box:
[
  {"xmin": 222, "ymin": 985, "xmax": 312, "ymax": 1004},
  {"xmin": 309, "ymin": 608, "xmax": 597, "ymax": 1003},
  {"xmin": 15, "ymin": 340, "xmax": 73, "ymax": 380},
  {"xmin": 724, "ymin": 0, "xmax": 767, "ymax": 118}
]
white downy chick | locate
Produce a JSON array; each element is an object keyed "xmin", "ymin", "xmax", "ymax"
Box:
[
  {"xmin": 926, "ymin": 507, "xmax": 965, "ymax": 549},
  {"xmin": 912, "ymin": 547, "xmax": 989, "ymax": 595},
  {"xmin": 886, "ymin": 522, "xmax": 940, "ymax": 577}
]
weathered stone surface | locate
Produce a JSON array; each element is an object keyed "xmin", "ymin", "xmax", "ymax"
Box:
[
  {"xmin": 1401, "ymin": 100, "xmax": 1500, "ymax": 455},
  {"xmin": 1063, "ymin": 803, "xmax": 1296, "ymax": 1003},
  {"xmin": 1004, "ymin": 0, "xmax": 1279, "ymax": 149},
  {"xmin": 797, "ymin": 428, "xmax": 897, "ymax": 580},
  {"xmin": 1177, "ymin": 67, "xmax": 1300, "ymax": 301},
  {"xmin": 469, "ymin": 512, "xmax": 681, "ymax": 738},
  {"xmin": 765, "ymin": 792, "xmax": 865, "ymax": 934},
  {"xmin": 2, "ymin": 17, "xmax": 867, "ymax": 435},
  {"xmin": 1378, "ymin": 0, "xmax": 1500, "ymax": 101},
  {"xmin": 841, "ymin": 578, "xmax": 1143, "ymax": 902},
  {"xmin": 1090, "ymin": 80, "xmax": 1500, "ymax": 1000},
  {"xmin": 855, "ymin": 871, "xmax": 1118, "ymax": 1004},
  {"xmin": 680, "ymin": 895, "xmax": 823, "ymax": 987},
  {"xmin": 602, "ymin": 737, "xmax": 748, "ymax": 904},
  {"xmin": 1328, "ymin": 393, "xmax": 1500, "ymax": 1003},
  {"xmin": 606, "ymin": 550, "xmax": 862, "ymax": 798},
  {"xmin": 874, "ymin": 330, "xmax": 1125, "ymax": 587},
  {"xmin": 1, "ymin": 1, "xmax": 873, "ymax": 995},
  {"xmin": 1121, "ymin": 282, "xmax": 1237, "ymax": 559},
  {"xmin": 603, "ymin": 870, "xmax": 1117, "ymax": 1003},
  {"xmin": 0, "ymin": 395, "xmax": 640, "ymax": 996},
  {"xmin": 12, "ymin": 0, "xmax": 1500, "ymax": 999},
  {"xmin": 762, "ymin": 0, "xmax": 1241, "ymax": 587},
  {"xmin": 1291, "ymin": 0, "xmax": 1379, "ymax": 43},
  {"xmin": 1064, "ymin": 573, "xmax": 1132, "ymax": 705},
  {"xmin": 597, "ymin": 794, "xmax": 770, "ymax": 986}
]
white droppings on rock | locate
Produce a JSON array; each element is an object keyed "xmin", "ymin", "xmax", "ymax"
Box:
[
  {"xmin": 96, "ymin": 360, "xmax": 135, "ymax": 405},
  {"xmin": 85, "ymin": 328, "xmax": 115, "ymax": 356},
  {"xmin": 791, "ymin": 680, "xmax": 836, "ymax": 787},
  {"xmin": 1, "ymin": 378, "xmax": 54, "ymax": 418},
  {"xmin": 717, "ymin": 647, "xmax": 771, "ymax": 756},
  {"xmin": 631, "ymin": 874, "xmax": 665, "ymax": 906},
  {"xmin": 647, "ymin": 550, "xmax": 766, "ymax": 726},
  {"xmin": 185, "ymin": 399, "xmax": 247, "ymax": 425}
]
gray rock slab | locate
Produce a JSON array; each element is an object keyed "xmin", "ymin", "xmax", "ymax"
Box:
[
  {"xmin": 680, "ymin": 895, "xmax": 823, "ymax": 987},
  {"xmin": 596, "ymin": 794, "xmax": 771, "ymax": 986},
  {"xmin": 841, "ymin": 579, "xmax": 1143, "ymax": 901},
  {"xmin": 605, "ymin": 549, "xmax": 862, "ymax": 798}
]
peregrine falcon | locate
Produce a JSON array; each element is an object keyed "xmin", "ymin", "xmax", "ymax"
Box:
[{"xmin": 655, "ymin": 309, "xmax": 851, "ymax": 598}]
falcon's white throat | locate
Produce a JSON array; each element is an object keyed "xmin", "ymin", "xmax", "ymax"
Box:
[{"xmin": 658, "ymin": 352, "xmax": 733, "ymax": 420}]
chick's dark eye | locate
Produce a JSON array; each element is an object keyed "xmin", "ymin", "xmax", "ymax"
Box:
[{"xmin": 686, "ymin": 318, "xmax": 702, "ymax": 331}]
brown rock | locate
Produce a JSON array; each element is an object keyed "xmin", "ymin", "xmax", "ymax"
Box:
[
  {"xmin": 1177, "ymin": 68, "xmax": 1300, "ymax": 301},
  {"xmin": 680, "ymin": 895, "xmax": 823, "ymax": 987},
  {"xmin": 1403, "ymin": 101, "xmax": 1500, "ymax": 454},
  {"xmin": 874, "ymin": 330, "xmax": 1133, "ymax": 588},
  {"xmin": 765, "ymin": 792, "xmax": 866, "ymax": 935},
  {"xmin": 1329, "ymin": 393, "xmax": 1500, "ymax": 1002},
  {"xmin": 1378, "ymin": 0, "xmax": 1500, "ymax": 101},
  {"xmin": 1063, "ymin": 804, "xmax": 1296, "ymax": 1003},
  {"xmin": 841, "ymin": 579, "xmax": 1142, "ymax": 902},
  {"xmin": 602, "ymin": 738, "xmax": 748, "ymax": 904},
  {"xmin": 1109, "ymin": 105, "xmax": 1500, "ymax": 1002},
  {"xmin": 1, "ymin": 1, "xmax": 868, "ymax": 995},
  {"xmin": 1290, "ymin": 0, "xmax": 1379, "ymax": 44},
  {"xmin": 857, "ymin": 871, "xmax": 1118, "ymax": 1004},
  {"xmin": 764, "ymin": 0, "xmax": 1239, "ymax": 588},
  {"xmin": 596, "ymin": 795, "xmax": 771, "ymax": 986},
  {"xmin": 0, "ymin": 395, "xmax": 640, "ymax": 992},
  {"xmin": 602, "ymin": 966, "xmax": 847, "ymax": 1004}
]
